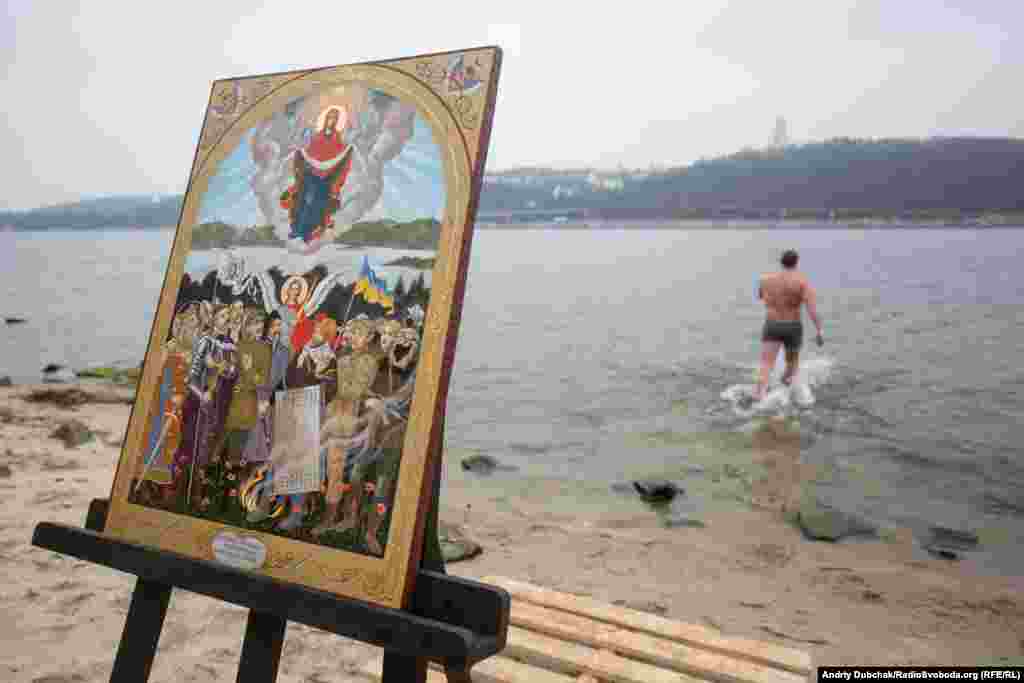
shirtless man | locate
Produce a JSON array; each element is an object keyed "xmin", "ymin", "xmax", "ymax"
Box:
[{"xmin": 755, "ymin": 249, "xmax": 823, "ymax": 400}]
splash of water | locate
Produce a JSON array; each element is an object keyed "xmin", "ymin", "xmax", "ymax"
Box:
[{"xmin": 721, "ymin": 356, "xmax": 836, "ymax": 419}]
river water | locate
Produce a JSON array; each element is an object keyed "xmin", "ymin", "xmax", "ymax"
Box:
[{"xmin": 2, "ymin": 226, "xmax": 1022, "ymax": 575}]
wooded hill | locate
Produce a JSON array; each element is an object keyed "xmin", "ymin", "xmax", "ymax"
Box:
[{"xmin": 4, "ymin": 137, "xmax": 1023, "ymax": 229}]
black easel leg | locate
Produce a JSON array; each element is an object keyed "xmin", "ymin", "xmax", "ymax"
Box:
[
  {"xmin": 382, "ymin": 652, "xmax": 428, "ymax": 682},
  {"xmin": 237, "ymin": 610, "xmax": 287, "ymax": 683},
  {"xmin": 109, "ymin": 578, "xmax": 172, "ymax": 683}
]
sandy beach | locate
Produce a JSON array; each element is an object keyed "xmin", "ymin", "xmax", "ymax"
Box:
[{"xmin": 2, "ymin": 384, "xmax": 1022, "ymax": 682}]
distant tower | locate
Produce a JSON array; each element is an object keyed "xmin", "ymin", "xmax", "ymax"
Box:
[{"xmin": 772, "ymin": 116, "xmax": 789, "ymax": 148}]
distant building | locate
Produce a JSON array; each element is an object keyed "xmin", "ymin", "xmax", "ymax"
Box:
[{"xmin": 773, "ymin": 116, "xmax": 789, "ymax": 148}]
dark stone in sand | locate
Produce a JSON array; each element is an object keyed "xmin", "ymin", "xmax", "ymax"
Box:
[
  {"xmin": 29, "ymin": 388, "xmax": 95, "ymax": 409},
  {"xmin": 0, "ymin": 464, "xmax": 11, "ymax": 478},
  {"xmin": 925, "ymin": 547, "xmax": 960, "ymax": 561},
  {"xmin": 796, "ymin": 498, "xmax": 877, "ymax": 542},
  {"xmin": 921, "ymin": 526, "xmax": 979, "ymax": 561},
  {"xmin": 26, "ymin": 387, "xmax": 133, "ymax": 409},
  {"xmin": 632, "ymin": 480, "xmax": 682, "ymax": 503},
  {"xmin": 663, "ymin": 515, "xmax": 706, "ymax": 529},
  {"xmin": 4, "ymin": 317, "xmax": 27, "ymax": 324},
  {"xmin": 0, "ymin": 375, "xmax": 11, "ymax": 387},
  {"xmin": 439, "ymin": 522, "xmax": 482, "ymax": 563},
  {"xmin": 460, "ymin": 454, "xmax": 516, "ymax": 475},
  {"xmin": 41, "ymin": 364, "xmax": 76, "ymax": 383},
  {"xmin": 927, "ymin": 526, "xmax": 979, "ymax": 551},
  {"xmin": 51, "ymin": 420, "xmax": 95, "ymax": 449}
]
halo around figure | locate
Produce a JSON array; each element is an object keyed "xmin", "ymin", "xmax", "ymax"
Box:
[{"xmin": 316, "ymin": 105, "xmax": 348, "ymax": 133}]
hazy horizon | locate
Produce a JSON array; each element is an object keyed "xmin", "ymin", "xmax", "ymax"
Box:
[{"xmin": 3, "ymin": 0, "xmax": 1022, "ymax": 211}]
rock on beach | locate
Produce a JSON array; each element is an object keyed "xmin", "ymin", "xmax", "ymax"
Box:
[
  {"xmin": 50, "ymin": 420, "xmax": 95, "ymax": 449},
  {"xmin": 461, "ymin": 454, "xmax": 517, "ymax": 475},
  {"xmin": 796, "ymin": 498, "xmax": 877, "ymax": 542},
  {"xmin": 922, "ymin": 526, "xmax": 980, "ymax": 561},
  {"xmin": 631, "ymin": 480, "xmax": 683, "ymax": 503}
]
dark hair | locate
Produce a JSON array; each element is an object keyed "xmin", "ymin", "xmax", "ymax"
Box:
[
  {"xmin": 263, "ymin": 310, "xmax": 282, "ymax": 338},
  {"xmin": 780, "ymin": 250, "xmax": 799, "ymax": 269}
]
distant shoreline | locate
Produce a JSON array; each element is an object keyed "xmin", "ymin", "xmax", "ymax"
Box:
[{"xmin": 7, "ymin": 137, "xmax": 1024, "ymax": 233}]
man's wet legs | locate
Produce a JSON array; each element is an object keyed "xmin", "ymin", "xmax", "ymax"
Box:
[
  {"xmin": 756, "ymin": 340, "xmax": 783, "ymax": 400},
  {"xmin": 782, "ymin": 348, "xmax": 800, "ymax": 386}
]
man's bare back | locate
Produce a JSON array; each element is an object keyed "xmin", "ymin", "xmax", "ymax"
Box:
[{"xmin": 759, "ymin": 270, "xmax": 811, "ymax": 322}]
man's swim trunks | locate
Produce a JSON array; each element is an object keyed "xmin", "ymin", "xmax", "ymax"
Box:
[{"xmin": 762, "ymin": 320, "xmax": 803, "ymax": 352}]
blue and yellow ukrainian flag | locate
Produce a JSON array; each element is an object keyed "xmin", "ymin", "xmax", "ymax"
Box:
[{"xmin": 353, "ymin": 255, "xmax": 395, "ymax": 310}]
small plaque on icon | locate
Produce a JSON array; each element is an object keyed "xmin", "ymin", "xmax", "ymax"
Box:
[{"xmin": 211, "ymin": 532, "xmax": 268, "ymax": 571}]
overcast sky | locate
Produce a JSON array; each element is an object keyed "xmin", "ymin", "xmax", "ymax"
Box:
[{"xmin": 2, "ymin": 0, "xmax": 1021, "ymax": 210}]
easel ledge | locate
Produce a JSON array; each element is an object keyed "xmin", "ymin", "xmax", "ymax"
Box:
[{"xmin": 31, "ymin": 499, "xmax": 510, "ymax": 683}]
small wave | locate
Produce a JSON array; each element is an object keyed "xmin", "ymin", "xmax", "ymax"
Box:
[
  {"xmin": 882, "ymin": 445, "xmax": 989, "ymax": 478},
  {"xmin": 505, "ymin": 442, "xmax": 554, "ymax": 456},
  {"xmin": 719, "ymin": 357, "xmax": 834, "ymax": 418},
  {"xmin": 876, "ymin": 445, "xmax": 943, "ymax": 470},
  {"xmin": 982, "ymin": 491, "xmax": 1024, "ymax": 518}
]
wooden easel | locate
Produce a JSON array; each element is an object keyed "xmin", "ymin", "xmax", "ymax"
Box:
[{"xmin": 32, "ymin": 429, "xmax": 509, "ymax": 683}]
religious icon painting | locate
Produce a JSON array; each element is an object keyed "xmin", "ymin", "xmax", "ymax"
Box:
[{"xmin": 103, "ymin": 47, "xmax": 502, "ymax": 608}]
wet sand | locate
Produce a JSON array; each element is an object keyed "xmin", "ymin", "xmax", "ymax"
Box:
[{"xmin": 1, "ymin": 384, "xmax": 1022, "ymax": 682}]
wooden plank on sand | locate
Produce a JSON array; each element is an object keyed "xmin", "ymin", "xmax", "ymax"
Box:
[
  {"xmin": 504, "ymin": 626, "xmax": 705, "ymax": 683},
  {"xmin": 508, "ymin": 600, "xmax": 806, "ymax": 683},
  {"xmin": 484, "ymin": 576, "xmax": 813, "ymax": 676},
  {"xmin": 356, "ymin": 651, "xmax": 576, "ymax": 683},
  {"xmin": 503, "ymin": 625, "xmax": 596, "ymax": 675},
  {"xmin": 356, "ymin": 657, "xmax": 450, "ymax": 682},
  {"xmin": 465, "ymin": 656, "xmax": 578, "ymax": 683}
]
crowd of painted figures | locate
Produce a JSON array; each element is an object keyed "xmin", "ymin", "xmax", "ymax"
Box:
[{"xmin": 130, "ymin": 298, "xmax": 423, "ymax": 555}]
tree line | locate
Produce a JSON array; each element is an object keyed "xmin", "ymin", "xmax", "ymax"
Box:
[{"xmin": 5, "ymin": 137, "xmax": 1024, "ymax": 229}]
